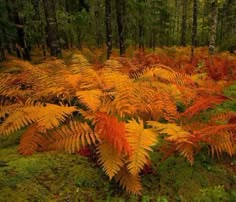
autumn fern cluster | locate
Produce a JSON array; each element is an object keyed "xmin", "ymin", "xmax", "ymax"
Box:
[{"xmin": 0, "ymin": 52, "xmax": 235, "ymax": 194}]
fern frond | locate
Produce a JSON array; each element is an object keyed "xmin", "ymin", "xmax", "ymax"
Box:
[
  {"xmin": 180, "ymin": 95, "xmax": 229, "ymax": 119},
  {"xmin": 148, "ymin": 121, "xmax": 196, "ymax": 164},
  {"xmin": 97, "ymin": 142, "xmax": 124, "ymax": 179},
  {"xmin": 95, "ymin": 113, "xmax": 131, "ymax": 155},
  {"xmin": 18, "ymin": 124, "xmax": 49, "ymax": 155},
  {"xmin": 76, "ymin": 89, "xmax": 103, "ymax": 111},
  {"xmin": 126, "ymin": 119, "xmax": 157, "ymax": 175},
  {"xmin": 48, "ymin": 121, "xmax": 99, "ymax": 153},
  {"xmin": 115, "ymin": 166, "xmax": 142, "ymax": 195},
  {"xmin": 210, "ymin": 112, "xmax": 236, "ymax": 124},
  {"xmin": 207, "ymin": 131, "xmax": 235, "ymax": 158},
  {"xmin": 0, "ymin": 102, "xmax": 77, "ymax": 135},
  {"xmin": 69, "ymin": 54, "xmax": 92, "ymax": 73}
]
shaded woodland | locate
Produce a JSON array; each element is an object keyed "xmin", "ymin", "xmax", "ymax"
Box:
[
  {"xmin": 0, "ymin": 0, "xmax": 236, "ymax": 200},
  {"xmin": 0, "ymin": 0, "xmax": 236, "ymax": 61}
]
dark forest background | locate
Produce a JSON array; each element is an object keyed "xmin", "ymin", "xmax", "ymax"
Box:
[{"xmin": 0, "ymin": 0, "xmax": 236, "ymax": 61}]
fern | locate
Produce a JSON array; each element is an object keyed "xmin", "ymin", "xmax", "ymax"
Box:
[
  {"xmin": 180, "ymin": 95, "xmax": 229, "ymax": 119},
  {"xmin": 126, "ymin": 119, "xmax": 157, "ymax": 175},
  {"xmin": 115, "ymin": 166, "xmax": 142, "ymax": 194},
  {"xmin": 0, "ymin": 101, "xmax": 77, "ymax": 135},
  {"xmin": 18, "ymin": 124, "xmax": 49, "ymax": 155},
  {"xmin": 76, "ymin": 89, "xmax": 103, "ymax": 111},
  {"xmin": 95, "ymin": 112, "xmax": 131, "ymax": 155},
  {"xmin": 47, "ymin": 120, "xmax": 99, "ymax": 153},
  {"xmin": 97, "ymin": 141, "xmax": 124, "ymax": 179}
]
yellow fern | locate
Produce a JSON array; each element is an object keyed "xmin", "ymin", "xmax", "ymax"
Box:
[
  {"xmin": 126, "ymin": 119, "xmax": 157, "ymax": 175},
  {"xmin": 97, "ymin": 142, "xmax": 124, "ymax": 179},
  {"xmin": 0, "ymin": 102, "xmax": 77, "ymax": 135},
  {"xmin": 48, "ymin": 121, "xmax": 99, "ymax": 153},
  {"xmin": 115, "ymin": 166, "xmax": 142, "ymax": 194},
  {"xmin": 148, "ymin": 121, "xmax": 195, "ymax": 164},
  {"xmin": 76, "ymin": 89, "xmax": 103, "ymax": 111}
]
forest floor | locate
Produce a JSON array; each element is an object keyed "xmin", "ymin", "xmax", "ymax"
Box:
[
  {"xmin": 0, "ymin": 47, "xmax": 236, "ymax": 201},
  {"xmin": 0, "ymin": 136, "xmax": 236, "ymax": 202}
]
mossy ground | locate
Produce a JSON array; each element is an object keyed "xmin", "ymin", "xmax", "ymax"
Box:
[{"xmin": 0, "ymin": 132, "xmax": 235, "ymax": 202}]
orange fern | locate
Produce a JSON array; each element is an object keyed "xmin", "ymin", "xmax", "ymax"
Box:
[
  {"xmin": 95, "ymin": 112, "xmax": 131, "ymax": 155},
  {"xmin": 180, "ymin": 95, "xmax": 229, "ymax": 119}
]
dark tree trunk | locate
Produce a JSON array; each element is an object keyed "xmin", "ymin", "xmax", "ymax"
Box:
[
  {"xmin": 32, "ymin": 0, "xmax": 46, "ymax": 58},
  {"xmin": 181, "ymin": 0, "xmax": 188, "ymax": 46},
  {"xmin": 95, "ymin": 0, "xmax": 103, "ymax": 48},
  {"xmin": 116, "ymin": 0, "xmax": 126, "ymax": 56},
  {"xmin": 191, "ymin": 0, "xmax": 198, "ymax": 59},
  {"xmin": 138, "ymin": 0, "xmax": 145, "ymax": 50},
  {"xmin": 105, "ymin": 0, "xmax": 112, "ymax": 59},
  {"xmin": 139, "ymin": 23, "xmax": 145, "ymax": 50},
  {"xmin": 43, "ymin": 0, "xmax": 61, "ymax": 57},
  {"xmin": 10, "ymin": 0, "xmax": 31, "ymax": 60},
  {"xmin": 208, "ymin": 0, "xmax": 218, "ymax": 54},
  {"xmin": 0, "ymin": 38, "xmax": 5, "ymax": 62}
]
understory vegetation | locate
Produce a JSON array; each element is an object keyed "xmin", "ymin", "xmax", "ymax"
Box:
[{"xmin": 0, "ymin": 47, "xmax": 235, "ymax": 200}]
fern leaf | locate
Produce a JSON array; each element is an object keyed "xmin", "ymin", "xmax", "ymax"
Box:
[
  {"xmin": 180, "ymin": 95, "xmax": 229, "ymax": 119},
  {"xmin": 115, "ymin": 166, "xmax": 142, "ymax": 195},
  {"xmin": 126, "ymin": 119, "xmax": 157, "ymax": 175},
  {"xmin": 0, "ymin": 103, "xmax": 77, "ymax": 135},
  {"xmin": 36, "ymin": 104, "xmax": 77, "ymax": 132},
  {"xmin": 48, "ymin": 121, "xmax": 99, "ymax": 153},
  {"xmin": 148, "ymin": 121, "xmax": 196, "ymax": 164},
  {"xmin": 95, "ymin": 112, "xmax": 131, "ymax": 155},
  {"xmin": 76, "ymin": 89, "xmax": 102, "ymax": 111},
  {"xmin": 97, "ymin": 142, "xmax": 124, "ymax": 179},
  {"xmin": 18, "ymin": 124, "xmax": 49, "ymax": 155}
]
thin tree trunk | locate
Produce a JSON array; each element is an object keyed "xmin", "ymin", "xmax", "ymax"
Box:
[
  {"xmin": 209, "ymin": 0, "xmax": 218, "ymax": 54},
  {"xmin": 105, "ymin": 0, "xmax": 112, "ymax": 59},
  {"xmin": 43, "ymin": 0, "xmax": 61, "ymax": 57},
  {"xmin": 191, "ymin": 0, "xmax": 198, "ymax": 59},
  {"xmin": 95, "ymin": 0, "xmax": 103, "ymax": 48},
  {"xmin": 32, "ymin": 0, "xmax": 46, "ymax": 58},
  {"xmin": 10, "ymin": 0, "xmax": 31, "ymax": 60},
  {"xmin": 116, "ymin": 0, "xmax": 126, "ymax": 56},
  {"xmin": 181, "ymin": 0, "xmax": 188, "ymax": 46}
]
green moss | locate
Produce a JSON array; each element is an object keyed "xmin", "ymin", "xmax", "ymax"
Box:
[
  {"xmin": 0, "ymin": 130, "xmax": 23, "ymax": 148},
  {"xmin": 193, "ymin": 185, "xmax": 229, "ymax": 202},
  {"xmin": 0, "ymin": 145, "xmax": 235, "ymax": 201}
]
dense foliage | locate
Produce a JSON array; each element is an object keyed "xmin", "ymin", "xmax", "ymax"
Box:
[{"xmin": 0, "ymin": 47, "xmax": 235, "ymax": 194}]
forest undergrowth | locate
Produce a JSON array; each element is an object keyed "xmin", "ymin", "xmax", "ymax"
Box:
[{"xmin": 0, "ymin": 47, "xmax": 236, "ymax": 200}]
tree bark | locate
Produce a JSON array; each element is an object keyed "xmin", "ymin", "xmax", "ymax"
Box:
[
  {"xmin": 181, "ymin": 0, "xmax": 188, "ymax": 46},
  {"xmin": 191, "ymin": 0, "xmax": 198, "ymax": 59},
  {"xmin": 208, "ymin": 0, "xmax": 218, "ymax": 54},
  {"xmin": 43, "ymin": 0, "xmax": 61, "ymax": 57},
  {"xmin": 32, "ymin": 0, "xmax": 46, "ymax": 58},
  {"xmin": 116, "ymin": 0, "xmax": 126, "ymax": 56},
  {"xmin": 10, "ymin": 0, "xmax": 31, "ymax": 60},
  {"xmin": 94, "ymin": 0, "xmax": 103, "ymax": 48},
  {"xmin": 105, "ymin": 0, "xmax": 112, "ymax": 59}
]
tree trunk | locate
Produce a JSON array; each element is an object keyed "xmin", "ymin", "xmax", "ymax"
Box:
[
  {"xmin": 138, "ymin": 0, "xmax": 145, "ymax": 50},
  {"xmin": 181, "ymin": 0, "xmax": 188, "ymax": 46},
  {"xmin": 209, "ymin": 0, "xmax": 218, "ymax": 54},
  {"xmin": 32, "ymin": 0, "xmax": 46, "ymax": 58},
  {"xmin": 0, "ymin": 38, "xmax": 5, "ymax": 62},
  {"xmin": 43, "ymin": 0, "xmax": 61, "ymax": 57},
  {"xmin": 105, "ymin": 0, "xmax": 112, "ymax": 59},
  {"xmin": 116, "ymin": 0, "xmax": 126, "ymax": 56},
  {"xmin": 94, "ymin": 0, "xmax": 103, "ymax": 48},
  {"xmin": 10, "ymin": 0, "xmax": 31, "ymax": 60},
  {"xmin": 191, "ymin": 0, "xmax": 198, "ymax": 59}
]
